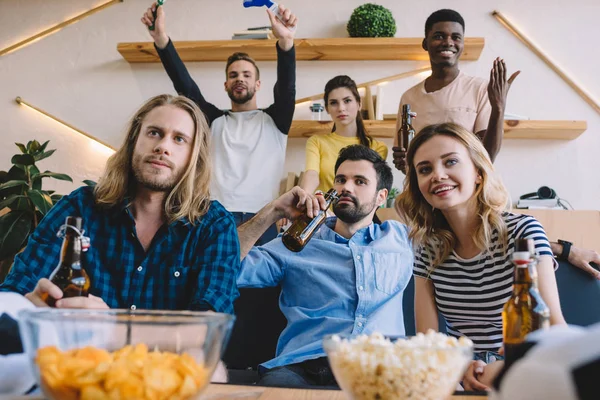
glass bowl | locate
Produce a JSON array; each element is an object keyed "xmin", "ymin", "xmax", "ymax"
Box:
[
  {"xmin": 18, "ymin": 308, "xmax": 235, "ymax": 400},
  {"xmin": 323, "ymin": 332, "xmax": 473, "ymax": 400}
]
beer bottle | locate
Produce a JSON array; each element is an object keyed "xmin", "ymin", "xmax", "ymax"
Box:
[
  {"xmin": 398, "ymin": 104, "xmax": 417, "ymax": 150},
  {"xmin": 502, "ymin": 238, "xmax": 550, "ymax": 361},
  {"xmin": 281, "ymin": 189, "xmax": 338, "ymax": 252},
  {"xmin": 44, "ymin": 216, "xmax": 90, "ymax": 307}
]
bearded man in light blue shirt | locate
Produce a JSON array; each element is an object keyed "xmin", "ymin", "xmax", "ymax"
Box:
[{"xmin": 236, "ymin": 144, "xmax": 413, "ymax": 388}]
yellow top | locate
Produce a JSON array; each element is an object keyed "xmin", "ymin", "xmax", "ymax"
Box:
[{"xmin": 305, "ymin": 132, "xmax": 388, "ymax": 192}]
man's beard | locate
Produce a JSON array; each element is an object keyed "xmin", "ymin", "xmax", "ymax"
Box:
[
  {"xmin": 333, "ymin": 193, "xmax": 378, "ymax": 224},
  {"xmin": 131, "ymin": 154, "xmax": 180, "ymax": 192},
  {"xmin": 227, "ymin": 85, "xmax": 255, "ymax": 105}
]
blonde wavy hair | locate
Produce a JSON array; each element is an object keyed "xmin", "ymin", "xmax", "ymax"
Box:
[
  {"xmin": 94, "ymin": 94, "xmax": 212, "ymax": 224},
  {"xmin": 396, "ymin": 123, "xmax": 510, "ymax": 268}
]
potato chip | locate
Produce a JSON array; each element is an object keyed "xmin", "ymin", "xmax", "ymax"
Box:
[{"xmin": 36, "ymin": 345, "xmax": 209, "ymax": 400}]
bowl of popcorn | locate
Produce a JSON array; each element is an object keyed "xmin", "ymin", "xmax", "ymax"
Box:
[
  {"xmin": 18, "ymin": 309, "xmax": 235, "ymax": 400},
  {"xmin": 324, "ymin": 331, "xmax": 473, "ymax": 400}
]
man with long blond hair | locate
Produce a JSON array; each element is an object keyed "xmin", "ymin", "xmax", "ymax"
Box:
[{"xmin": 1, "ymin": 94, "xmax": 240, "ymax": 314}]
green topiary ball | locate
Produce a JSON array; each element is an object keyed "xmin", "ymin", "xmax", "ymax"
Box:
[{"xmin": 347, "ymin": 3, "xmax": 397, "ymax": 38}]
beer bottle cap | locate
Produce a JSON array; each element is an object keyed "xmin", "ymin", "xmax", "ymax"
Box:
[
  {"xmin": 65, "ymin": 216, "xmax": 82, "ymax": 231},
  {"xmin": 515, "ymin": 238, "xmax": 534, "ymax": 254}
]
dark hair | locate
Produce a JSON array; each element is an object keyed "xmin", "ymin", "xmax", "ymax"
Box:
[
  {"xmin": 324, "ymin": 75, "xmax": 373, "ymax": 148},
  {"xmin": 425, "ymin": 9, "xmax": 465, "ymax": 36},
  {"xmin": 334, "ymin": 144, "xmax": 393, "ymax": 192},
  {"xmin": 226, "ymin": 52, "xmax": 260, "ymax": 79}
]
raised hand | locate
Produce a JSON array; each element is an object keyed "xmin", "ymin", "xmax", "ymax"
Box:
[
  {"xmin": 488, "ymin": 57, "xmax": 520, "ymax": 113},
  {"xmin": 141, "ymin": 2, "xmax": 169, "ymax": 49},
  {"xmin": 267, "ymin": 4, "xmax": 297, "ymax": 51}
]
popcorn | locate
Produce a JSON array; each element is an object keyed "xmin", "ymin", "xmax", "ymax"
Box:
[{"xmin": 326, "ymin": 330, "xmax": 473, "ymax": 400}]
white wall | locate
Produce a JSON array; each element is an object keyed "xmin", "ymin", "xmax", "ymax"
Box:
[{"xmin": 1, "ymin": 0, "xmax": 598, "ymax": 208}]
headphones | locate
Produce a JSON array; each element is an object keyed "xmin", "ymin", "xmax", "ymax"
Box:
[{"xmin": 519, "ymin": 186, "xmax": 557, "ymax": 200}]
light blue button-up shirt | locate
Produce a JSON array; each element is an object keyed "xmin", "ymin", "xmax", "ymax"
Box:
[{"xmin": 237, "ymin": 217, "xmax": 413, "ymax": 369}]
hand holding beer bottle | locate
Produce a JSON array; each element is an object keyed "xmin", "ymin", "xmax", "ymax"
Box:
[
  {"xmin": 282, "ymin": 188, "xmax": 338, "ymax": 252},
  {"xmin": 25, "ymin": 217, "xmax": 108, "ymax": 309}
]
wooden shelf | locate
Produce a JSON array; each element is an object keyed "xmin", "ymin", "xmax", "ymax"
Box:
[
  {"xmin": 289, "ymin": 120, "xmax": 587, "ymax": 140},
  {"xmin": 503, "ymin": 120, "xmax": 587, "ymax": 140},
  {"xmin": 117, "ymin": 37, "xmax": 485, "ymax": 63},
  {"xmin": 290, "ymin": 120, "xmax": 395, "ymax": 138}
]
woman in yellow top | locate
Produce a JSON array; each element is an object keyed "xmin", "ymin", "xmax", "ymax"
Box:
[{"xmin": 300, "ymin": 75, "xmax": 388, "ymax": 193}]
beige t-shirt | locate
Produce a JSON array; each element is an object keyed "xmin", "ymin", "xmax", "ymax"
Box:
[{"xmin": 396, "ymin": 72, "xmax": 491, "ymax": 141}]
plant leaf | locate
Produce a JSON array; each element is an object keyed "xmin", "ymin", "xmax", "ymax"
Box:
[
  {"xmin": 0, "ymin": 195, "xmax": 27, "ymax": 211},
  {"xmin": 29, "ymin": 140, "xmax": 41, "ymax": 153},
  {"xmin": 50, "ymin": 194, "xmax": 64, "ymax": 205},
  {"xmin": 0, "ymin": 171, "xmax": 8, "ymax": 185},
  {"xmin": 8, "ymin": 166, "xmax": 26, "ymax": 181},
  {"xmin": 15, "ymin": 143, "xmax": 27, "ymax": 153},
  {"xmin": 0, "ymin": 180, "xmax": 28, "ymax": 191},
  {"xmin": 27, "ymin": 190, "xmax": 53, "ymax": 215},
  {"xmin": 34, "ymin": 149, "xmax": 56, "ymax": 162},
  {"xmin": 39, "ymin": 140, "xmax": 50, "ymax": 153},
  {"xmin": 33, "ymin": 172, "xmax": 73, "ymax": 182},
  {"xmin": 11, "ymin": 154, "xmax": 35, "ymax": 166},
  {"xmin": 83, "ymin": 180, "xmax": 97, "ymax": 187},
  {"xmin": 29, "ymin": 165, "xmax": 41, "ymax": 190},
  {"xmin": 0, "ymin": 211, "xmax": 32, "ymax": 259}
]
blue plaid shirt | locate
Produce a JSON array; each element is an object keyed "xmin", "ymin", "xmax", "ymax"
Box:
[{"xmin": 0, "ymin": 186, "xmax": 240, "ymax": 314}]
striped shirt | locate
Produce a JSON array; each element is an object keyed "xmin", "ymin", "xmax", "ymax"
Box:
[{"xmin": 414, "ymin": 212, "xmax": 554, "ymax": 352}]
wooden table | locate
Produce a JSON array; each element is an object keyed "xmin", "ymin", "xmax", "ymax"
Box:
[
  {"xmin": 1, "ymin": 384, "xmax": 487, "ymax": 400},
  {"xmin": 201, "ymin": 384, "xmax": 487, "ymax": 399}
]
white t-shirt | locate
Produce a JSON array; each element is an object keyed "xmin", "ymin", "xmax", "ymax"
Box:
[{"xmin": 210, "ymin": 110, "xmax": 287, "ymax": 213}]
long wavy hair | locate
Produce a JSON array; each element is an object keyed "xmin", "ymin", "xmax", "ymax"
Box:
[
  {"xmin": 94, "ymin": 94, "xmax": 212, "ymax": 224},
  {"xmin": 324, "ymin": 75, "xmax": 373, "ymax": 148},
  {"xmin": 395, "ymin": 123, "xmax": 510, "ymax": 269}
]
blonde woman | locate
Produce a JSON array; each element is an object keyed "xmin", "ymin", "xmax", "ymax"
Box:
[
  {"xmin": 1, "ymin": 94, "xmax": 240, "ymax": 314},
  {"xmin": 396, "ymin": 123, "xmax": 565, "ymax": 391}
]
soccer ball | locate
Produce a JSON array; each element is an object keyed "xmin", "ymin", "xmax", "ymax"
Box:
[{"xmin": 490, "ymin": 323, "xmax": 600, "ymax": 400}]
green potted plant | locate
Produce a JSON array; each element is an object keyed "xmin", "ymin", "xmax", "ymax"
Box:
[
  {"xmin": 347, "ymin": 3, "xmax": 397, "ymax": 38},
  {"xmin": 0, "ymin": 140, "xmax": 73, "ymax": 281},
  {"xmin": 386, "ymin": 187, "xmax": 400, "ymax": 208}
]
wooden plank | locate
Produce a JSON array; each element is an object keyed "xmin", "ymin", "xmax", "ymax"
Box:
[
  {"xmin": 364, "ymin": 87, "xmax": 375, "ymax": 120},
  {"xmin": 117, "ymin": 37, "xmax": 484, "ymax": 63},
  {"xmin": 516, "ymin": 209, "xmax": 600, "ymax": 253},
  {"xmin": 332, "ymin": 119, "xmax": 587, "ymax": 140},
  {"xmin": 378, "ymin": 208, "xmax": 600, "ymax": 253},
  {"xmin": 6, "ymin": 384, "xmax": 486, "ymax": 400},
  {"xmin": 198, "ymin": 385, "xmax": 487, "ymax": 400},
  {"xmin": 289, "ymin": 120, "xmax": 395, "ymax": 138},
  {"xmin": 492, "ymin": 11, "xmax": 600, "ymax": 116},
  {"xmin": 295, "ymin": 67, "xmax": 431, "ymax": 105},
  {"xmin": 503, "ymin": 120, "xmax": 587, "ymax": 140}
]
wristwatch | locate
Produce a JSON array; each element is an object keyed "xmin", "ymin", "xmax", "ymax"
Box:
[{"xmin": 557, "ymin": 239, "xmax": 572, "ymax": 261}]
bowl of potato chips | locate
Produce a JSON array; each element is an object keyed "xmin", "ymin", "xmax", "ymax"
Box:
[{"xmin": 18, "ymin": 309, "xmax": 235, "ymax": 400}]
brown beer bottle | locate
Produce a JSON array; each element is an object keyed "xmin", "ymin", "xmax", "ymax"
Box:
[
  {"xmin": 502, "ymin": 238, "xmax": 550, "ymax": 361},
  {"xmin": 44, "ymin": 216, "xmax": 90, "ymax": 307},
  {"xmin": 281, "ymin": 189, "xmax": 338, "ymax": 252},
  {"xmin": 398, "ymin": 104, "xmax": 417, "ymax": 150}
]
